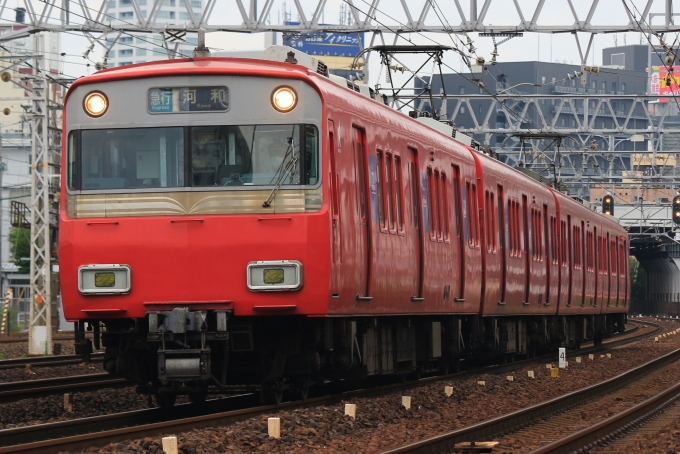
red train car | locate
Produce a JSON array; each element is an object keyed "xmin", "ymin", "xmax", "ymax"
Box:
[{"xmin": 60, "ymin": 45, "xmax": 629, "ymax": 405}]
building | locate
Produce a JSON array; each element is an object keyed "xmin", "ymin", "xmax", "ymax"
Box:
[
  {"xmin": 106, "ymin": 0, "xmax": 205, "ymax": 67},
  {"xmin": 416, "ymin": 46, "xmax": 659, "ymax": 200}
]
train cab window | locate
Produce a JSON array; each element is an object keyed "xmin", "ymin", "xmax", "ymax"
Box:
[
  {"xmin": 80, "ymin": 127, "xmax": 185, "ymax": 190},
  {"xmin": 70, "ymin": 124, "xmax": 319, "ymax": 191},
  {"xmin": 67, "ymin": 132, "xmax": 77, "ymax": 191}
]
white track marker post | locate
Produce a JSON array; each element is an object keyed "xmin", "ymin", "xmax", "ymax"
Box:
[
  {"xmin": 477, "ymin": 381, "xmax": 486, "ymax": 386},
  {"xmin": 507, "ymin": 376, "xmax": 514, "ymax": 381},
  {"xmin": 528, "ymin": 371, "xmax": 535, "ymax": 378},
  {"xmin": 558, "ymin": 348, "xmax": 566, "ymax": 369},
  {"xmin": 589, "ymin": 354, "xmax": 594, "ymax": 360},
  {"xmin": 64, "ymin": 393, "xmax": 73, "ymax": 413},
  {"xmin": 445, "ymin": 386, "xmax": 453, "ymax": 397},
  {"xmin": 576, "ymin": 357, "xmax": 582, "ymax": 363},
  {"xmin": 268, "ymin": 418, "xmax": 281, "ymax": 438},
  {"xmin": 162, "ymin": 437, "xmax": 178, "ymax": 454},
  {"xmin": 345, "ymin": 403, "xmax": 356, "ymax": 419},
  {"xmin": 546, "ymin": 363, "xmax": 552, "ymax": 369},
  {"xmin": 402, "ymin": 396, "xmax": 411, "ymax": 409}
]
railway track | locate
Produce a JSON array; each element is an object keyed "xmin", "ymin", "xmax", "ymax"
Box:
[
  {"xmin": 527, "ymin": 375, "xmax": 680, "ymax": 453},
  {"xmin": 0, "ymin": 335, "xmax": 82, "ymax": 344},
  {"xmin": 0, "ymin": 373, "xmax": 130, "ymax": 403},
  {"xmin": 0, "ymin": 353, "xmax": 103, "ymax": 370},
  {"xmin": 0, "ymin": 320, "xmax": 660, "ymax": 454}
]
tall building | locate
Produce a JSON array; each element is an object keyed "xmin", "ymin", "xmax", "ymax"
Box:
[{"xmin": 106, "ymin": 0, "xmax": 205, "ymax": 67}]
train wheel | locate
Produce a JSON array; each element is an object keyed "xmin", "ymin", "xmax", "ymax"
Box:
[
  {"xmin": 189, "ymin": 392, "xmax": 207, "ymax": 405},
  {"xmin": 155, "ymin": 393, "xmax": 176, "ymax": 409},
  {"xmin": 299, "ymin": 386, "xmax": 309, "ymax": 400}
]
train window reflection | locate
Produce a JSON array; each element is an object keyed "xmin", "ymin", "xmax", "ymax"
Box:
[
  {"xmin": 190, "ymin": 124, "xmax": 318, "ymax": 187},
  {"xmin": 80, "ymin": 127, "xmax": 184, "ymax": 190},
  {"xmin": 71, "ymin": 124, "xmax": 319, "ymax": 191}
]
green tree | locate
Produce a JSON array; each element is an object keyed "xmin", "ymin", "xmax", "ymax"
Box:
[
  {"xmin": 8, "ymin": 228, "xmax": 30, "ymax": 274},
  {"xmin": 630, "ymin": 257, "xmax": 647, "ymax": 301}
]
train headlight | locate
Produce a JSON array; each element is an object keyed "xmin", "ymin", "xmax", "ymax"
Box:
[
  {"xmin": 78, "ymin": 264, "xmax": 131, "ymax": 294},
  {"xmin": 271, "ymin": 86, "xmax": 297, "ymax": 113},
  {"xmin": 83, "ymin": 91, "xmax": 108, "ymax": 117},
  {"xmin": 247, "ymin": 260, "xmax": 303, "ymax": 291}
]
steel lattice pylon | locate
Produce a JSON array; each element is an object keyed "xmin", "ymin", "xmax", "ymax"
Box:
[{"xmin": 27, "ymin": 34, "xmax": 59, "ymax": 356}]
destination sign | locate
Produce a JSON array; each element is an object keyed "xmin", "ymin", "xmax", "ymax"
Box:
[{"xmin": 148, "ymin": 86, "xmax": 229, "ymax": 113}]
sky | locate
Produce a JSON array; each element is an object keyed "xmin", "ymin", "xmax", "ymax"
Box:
[{"xmin": 0, "ymin": 0, "xmax": 674, "ymax": 87}]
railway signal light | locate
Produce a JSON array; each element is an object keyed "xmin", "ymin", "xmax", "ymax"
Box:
[
  {"xmin": 602, "ymin": 195, "xmax": 614, "ymax": 216},
  {"xmin": 673, "ymin": 196, "xmax": 680, "ymax": 225}
]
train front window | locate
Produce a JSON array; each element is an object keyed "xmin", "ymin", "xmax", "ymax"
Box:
[
  {"xmin": 190, "ymin": 124, "xmax": 317, "ymax": 187},
  {"xmin": 71, "ymin": 124, "xmax": 319, "ymax": 191},
  {"xmin": 80, "ymin": 127, "xmax": 184, "ymax": 190}
]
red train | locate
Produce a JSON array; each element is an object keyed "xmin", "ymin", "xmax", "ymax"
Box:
[{"xmin": 60, "ymin": 45, "xmax": 629, "ymax": 406}]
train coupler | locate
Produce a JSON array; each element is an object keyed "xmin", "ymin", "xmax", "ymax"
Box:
[{"xmin": 157, "ymin": 349, "xmax": 211, "ymax": 384}]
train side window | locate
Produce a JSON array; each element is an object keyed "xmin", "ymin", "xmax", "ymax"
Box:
[
  {"xmin": 573, "ymin": 226, "xmax": 580, "ymax": 269},
  {"xmin": 611, "ymin": 239, "xmax": 617, "ymax": 276},
  {"xmin": 395, "ymin": 156, "xmax": 404, "ymax": 232},
  {"xmin": 441, "ymin": 173, "xmax": 450, "ymax": 242},
  {"xmin": 428, "ymin": 168, "xmax": 436, "ymax": 239},
  {"xmin": 376, "ymin": 150, "xmax": 385, "ymax": 230},
  {"xmin": 472, "ymin": 183, "xmax": 479, "ymax": 247},
  {"xmin": 385, "ymin": 153, "xmax": 394, "ymax": 232},
  {"xmin": 619, "ymin": 240, "xmax": 626, "ymax": 281},
  {"xmin": 489, "ymin": 193, "xmax": 496, "ymax": 253},
  {"xmin": 586, "ymin": 231, "xmax": 594, "ymax": 272},
  {"xmin": 560, "ymin": 220, "xmax": 566, "ymax": 267},
  {"xmin": 409, "ymin": 161, "xmax": 420, "ymax": 229},
  {"xmin": 465, "ymin": 182, "xmax": 473, "ymax": 247},
  {"xmin": 507, "ymin": 200, "xmax": 513, "ymax": 256},
  {"xmin": 452, "ymin": 166, "xmax": 461, "ymax": 238},
  {"xmin": 432, "ymin": 170, "xmax": 444, "ymax": 241}
]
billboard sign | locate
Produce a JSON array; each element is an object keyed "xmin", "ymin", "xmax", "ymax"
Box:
[
  {"xmin": 283, "ymin": 22, "xmax": 363, "ymax": 58},
  {"xmin": 650, "ymin": 65, "xmax": 680, "ymax": 103}
]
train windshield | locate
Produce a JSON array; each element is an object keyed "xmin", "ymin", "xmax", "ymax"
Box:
[{"xmin": 68, "ymin": 124, "xmax": 319, "ymax": 191}]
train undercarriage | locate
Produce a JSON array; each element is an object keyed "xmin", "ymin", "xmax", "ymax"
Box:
[{"xmin": 75, "ymin": 309, "xmax": 627, "ymax": 407}]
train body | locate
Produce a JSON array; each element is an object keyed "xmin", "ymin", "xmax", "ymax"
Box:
[{"xmin": 60, "ymin": 46, "xmax": 629, "ymax": 404}]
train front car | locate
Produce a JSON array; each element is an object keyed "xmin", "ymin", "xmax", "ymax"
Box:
[{"xmin": 60, "ymin": 58, "xmax": 328, "ymax": 405}]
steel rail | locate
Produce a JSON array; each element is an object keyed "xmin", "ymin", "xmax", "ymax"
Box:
[
  {"xmin": 528, "ymin": 381, "xmax": 680, "ymax": 453},
  {"xmin": 0, "ymin": 353, "xmax": 103, "ymax": 370},
  {"xmin": 0, "ymin": 335, "xmax": 82, "ymax": 344},
  {"xmin": 376, "ymin": 337, "xmax": 680, "ymax": 454},
  {"xmin": 0, "ymin": 373, "xmax": 130, "ymax": 403},
  {"xmin": 0, "ymin": 320, "xmax": 658, "ymax": 454}
]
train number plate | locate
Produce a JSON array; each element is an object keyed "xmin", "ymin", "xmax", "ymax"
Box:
[{"xmin": 148, "ymin": 86, "xmax": 229, "ymax": 113}]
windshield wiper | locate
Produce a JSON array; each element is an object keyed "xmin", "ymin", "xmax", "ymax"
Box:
[{"xmin": 263, "ymin": 136, "xmax": 297, "ymax": 208}]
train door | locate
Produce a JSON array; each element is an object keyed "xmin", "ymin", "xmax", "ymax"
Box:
[
  {"xmin": 408, "ymin": 148, "xmax": 423, "ymax": 299},
  {"xmin": 328, "ymin": 120, "xmax": 340, "ymax": 295},
  {"xmin": 498, "ymin": 185, "xmax": 506, "ymax": 303},
  {"xmin": 523, "ymin": 195, "xmax": 530, "ymax": 304},
  {"xmin": 352, "ymin": 127, "xmax": 371, "ymax": 299}
]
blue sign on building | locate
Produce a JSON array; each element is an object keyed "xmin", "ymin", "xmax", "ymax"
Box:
[{"xmin": 283, "ymin": 22, "xmax": 363, "ymax": 58}]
